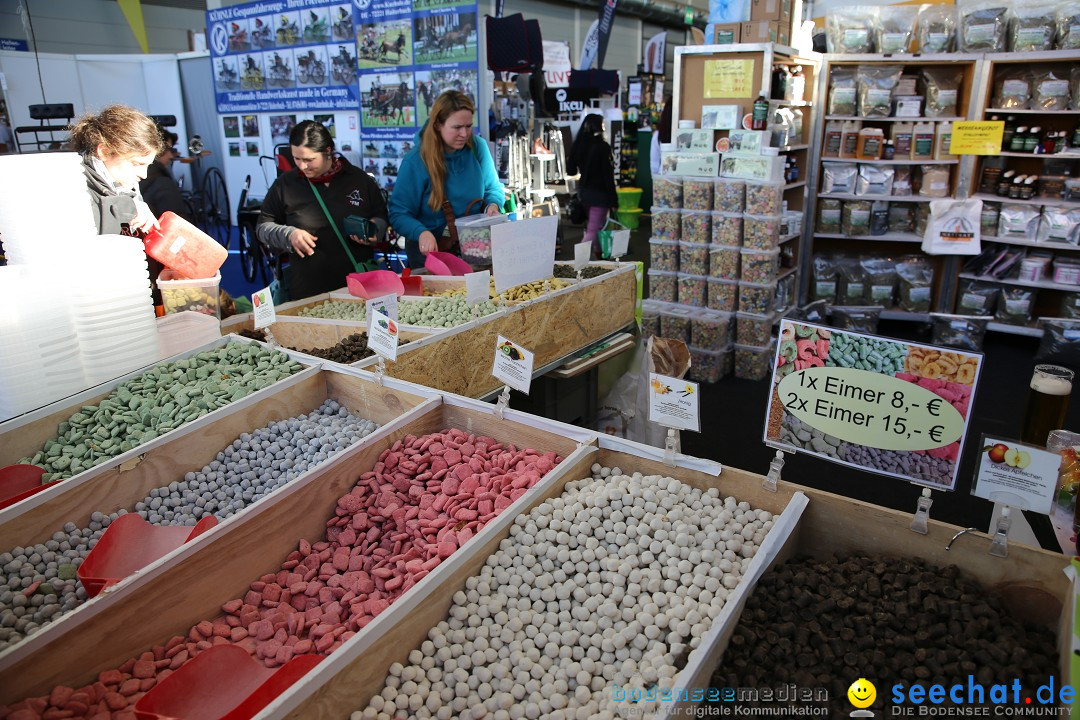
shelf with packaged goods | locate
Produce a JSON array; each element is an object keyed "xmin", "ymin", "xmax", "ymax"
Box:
[
  {"xmin": 985, "ymin": 108, "xmax": 1080, "ymax": 115},
  {"xmin": 973, "ymin": 192, "xmax": 1080, "ymax": 209},
  {"xmin": 958, "ymin": 272, "xmax": 1080, "ymax": 292},
  {"xmin": 826, "ymin": 308, "xmax": 931, "ymax": 322},
  {"xmin": 818, "ymin": 193, "xmax": 940, "ymax": 203},
  {"xmin": 987, "ymin": 321, "xmax": 1044, "ymax": 337},
  {"xmin": 992, "ymin": 151, "xmax": 1080, "ymax": 159},
  {"xmin": 824, "ymin": 116, "xmax": 964, "ymax": 122},
  {"xmin": 770, "ymin": 99, "xmax": 812, "ymax": 107},
  {"xmin": 778, "ymin": 144, "xmax": 809, "ymax": 152},
  {"xmin": 814, "ymin": 232, "xmax": 923, "ymax": 243},
  {"xmin": 821, "ymin": 157, "xmax": 959, "ymax": 165},
  {"xmin": 982, "ymin": 235, "xmax": 1080, "ymax": 250}
]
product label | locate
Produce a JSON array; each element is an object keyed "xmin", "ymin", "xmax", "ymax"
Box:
[
  {"xmin": 1039, "ymin": 80, "xmax": 1070, "ymax": 99},
  {"xmin": 817, "ymin": 281, "xmax": 837, "ymax": 295},
  {"xmin": 847, "ymin": 282, "xmax": 865, "ymax": 298},
  {"xmin": 965, "ymin": 24, "xmax": 995, "ymax": 44},
  {"xmin": 910, "ymin": 287, "xmax": 932, "ymax": 302},
  {"xmin": 849, "ymin": 209, "xmax": 870, "ymax": 226},
  {"xmin": 492, "ymin": 335, "xmax": 535, "ymax": 394},
  {"xmin": 913, "ymin": 134, "xmax": 934, "ymax": 157},
  {"xmin": 862, "ymin": 137, "xmax": 881, "ymax": 157},
  {"xmin": 961, "ymin": 292, "xmax": 987, "ymax": 310},
  {"xmin": 972, "ymin": 434, "xmax": 1059, "ymax": 514},
  {"xmin": 168, "ymin": 236, "xmax": 187, "ymax": 255},
  {"xmin": 1068, "ymin": 25, "xmax": 1080, "ymax": 46},
  {"xmin": 880, "ymin": 32, "xmax": 908, "ymax": 53},
  {"xmin": 843, "ymin": 28, "xmax": 869, "ymax": 46},
  {"xmin": 951, "ymin": 319, "xmax": 969, "ymax": 330},
  {"xmin": 930, "ymin": 181, "xmax": 948, "ymax": 191},
  {"xmin": 830, "ymin": 88, "xmax": 856, "ymax": 114},
  {"xmin": 252, "ymin": 286, "xmax": 276, "ymax": 330},
  {"xmin": 821, "ymin": 209, "xmax": 841, "ymax": 223},
  {"xmin": 1015, "ymin": 27, "xmax": 1050, "ymax": 48},
  {"xmin": 1005, "ymin": 298, "xmax": 1031, "ymax": 314},
  {"xmin": 935, "ymin": 89, "xmax": 957, "ymax": 112},
  {"xmin": 872, "ymin": 285, "xmax": 893, "ymax": 301},
  {"xmin": 366, "ymin": 294, "xmax": 398, "ymax": 324},
  {"xmin": 1002, "ymin": 80, "xmax": 1028, "ymax": 96},
  {"xmin": 894, "ymin": 133, "xmax": 912, "ymax": 156},
  {"xmin": 1065, "ymin": 329, "xmax": 1080, "ymax": 340},
  {"xmin": 648, "ymin": 372, "xmax": 701, "ymax": 432},
  {"xmin": 866, "ymin": 88, "xmax": 893, "ymax": 109},
  {"xmin": 367, "ymin": 312, "xmax": 400, "ymax": 362},
  {"xmin": 825, "ymin": 131, "xmax": 842, "ymax": 156},
  {"xmin": 465, "ymin": 270, "xmax": 491, "ymax": 306},
  {"xmin": 925, "ymin": 32, "xmax": 949, "ymax": 51},
  {"xmin": 842, "ymin": 133, "xmax": 859, "ymax": 157}
]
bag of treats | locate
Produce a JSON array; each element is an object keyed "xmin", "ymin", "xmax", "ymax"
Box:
[
  {"xmin": 856, "ymin": 164, "xmax": 895, "ymax": 196},
  {"xmin": 837, "ymin": 254, "xmax": 869, "ymax": 305},
  {"xmin": 828, "ymin": 67, "xmax": 858, "ymax": 115},
  {"xmin": 1037, "ymin": 206, "xmax": 1080, "ymax": 244},
  {"xmin": 817, "ymin": 198, "xmax": 843, "ymax": 233},
  {"xmin": 918, "ymin": 4, "xmax": 958, "ymax": 52},
  {"xmin": 956, "ymin": 279, "xmax": 998, "ymax": 316},
  {"xmin": 995, "ymin": 287, "xmax": 1035, "ymax": 325},
  {"xmin": 958, "ymin": 0, "xmax": 1010, "ymax": 52},
  {"xmin": 842, "ymin": 200, "xmax": 872, "ymax": 237},
  {"xmin": 921, "ymin": 68, "xmax": 963, "ymax": 118},
  {"xmin": 1056, "ymin": 2, "xmax": 1080, "ymax": 49},
  {"xmin": 857, "ymin": 65, "xmax": 903, "ymax": 117},
  {"xmin": 998, "ymin": 203, "xmax": 1041, "ymax": 239},
  {"xmin": 827, "ymin": 6, "xmax": 878, "ymax": 53},
  {"xmin": 931, "ymin": 313, "xmax": 990, "ymax": 351},
  {"xmin": 875, "ymin": 5, "xmax": 920, "ymax": 53},
  {"xmin": 1009, "ymin": 0, "xmax": 1055, "ymax": 51},
  {"xmin": 812, "ymin": 254, "xmax": 839, "ymax": 303},
  {"xmin": 992, "ymin": 66, "xmax": 1031, "ymax": 109},
  {"xmin": 1060, "ymin": 293, "xmax": 1080, "ymax": 319},
  {"xmin": 862, "ymin": 256, "xmax": 898, "ymax": 306},
  {"xmin": 821, "ymin": 163, "xmax": 858, "ymax": 194},
  {"xmin": 1032, "ymin": 67, "xmax": 1071, "ymax": 111},
  {"xmin": 831, "ymin": 305, "xmax": 884, "ymax": 333},
  {"xmin": 896, "ymin": 255, "xmax": 934, "ymax": 312},
  {"xmin": 1037, "ymin": 318, "xmax": 1080, "ymax": 364},
  {"xmin": 888, "ymin": 204, "xmax": 915, "ymax": 233}
]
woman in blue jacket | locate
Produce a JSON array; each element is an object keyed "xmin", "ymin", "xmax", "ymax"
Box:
[{"xmin": 389, "ymin": 90, "xmax": 504, "ymax": 268}]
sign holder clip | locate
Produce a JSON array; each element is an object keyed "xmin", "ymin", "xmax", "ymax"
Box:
[
  {"xmin": 762, "ymin": 450, "xmax": 784, "ymax": 493},
  {"xmin": 989, "ymin": 506, "xmax": 1011, "ymax": 558},
  {"xmin": 494, "ymin": 385, "xmax": 511, "ymax": 419},
  {"xmin": 910, "ymin": 488, "xmax": 934, "ymax": 535},
  {"xmin": 261, "ymin": 328, "xmax": 281, "ymax": 348},
  {"xmin": 663, "ymin": 428, "xmax": 679, "ymax": 467},
  {"xmin": 374, "ymin": 356, "xmax": 386, "ymax": 386}
]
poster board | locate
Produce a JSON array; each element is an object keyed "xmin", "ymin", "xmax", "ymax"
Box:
[{"xmin": 764, "ymin": 320, "xmax": 983, "ymax": 490}]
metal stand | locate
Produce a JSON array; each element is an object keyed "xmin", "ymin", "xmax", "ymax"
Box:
[
  {"xmin": 989, "ymin": 506, "xmax": 1011, "ymax": 558},
  {"xmin": 494, "ymin": 385, "xmax": 512, "ymax": 419},
  {"xmin": 910, "ymin": 487, "xmax": 933, "ymax": 535},
  {"xmin": 663, "ymin": 428, "xmax": 679, "ymax": 467},
  {"xmin": 762, "ymin": 450, "xmax": 784, "ymax": 493}
]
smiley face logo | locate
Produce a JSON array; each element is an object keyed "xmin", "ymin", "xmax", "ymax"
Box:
[{"xmin": 848, "ymin": 678, "xmax": 877, "ymax": 709}]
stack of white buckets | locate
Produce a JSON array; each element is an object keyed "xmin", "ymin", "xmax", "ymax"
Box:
[{"xmin": 0, "ymin": 152, "xmax": 160, "ymax": 421}]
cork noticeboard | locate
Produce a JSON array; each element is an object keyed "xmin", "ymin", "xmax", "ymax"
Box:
[{"xmin": 679, "ymin": 52, "xmax": 763, "ymax": 130}]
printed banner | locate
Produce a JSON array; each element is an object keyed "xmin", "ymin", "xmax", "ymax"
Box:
[
  {"xmin": 764, "ymin": 320, "xmax": 983, "ymax": 491},
  {"xmin": 207, "ymin": 0, "xmax": 480, "ymax": 192}
]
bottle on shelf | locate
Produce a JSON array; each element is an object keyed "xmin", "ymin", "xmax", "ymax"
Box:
[
  {"xmin": 1002, "ymin": 116, "xmax": 1017, "ymax": 151},
  {"xmin": 870, "ymin": 200, "xmax": 889, "ymax": 235},
  {"xmin": 934, "ymin": 121, "xmax": 954, "ymax": 160},
  {"xmin": 996, "ymin": 169, "xmax": 1016, "ymax": 196},
  {"xmin": 824, "ymin": 120, "xmax": 843, "ymax": 157},
  {"xmin": 1022, "ymin": 175, "xmax": 1038, "ymax": 200},
  {"xmin": 789, "ymin": 66, "xmax": 805, "ymax": 103},
  {"xmin": 892, "ymin": 121, "xmax": 914, "ymax": 158},
  {"xmin": 981, "ymin": 156, "xmax": 1006, "ymax": 193},
  {"xmin": 883, "ymin": 140, "xmax": 896, "ymax": 160},
  {"xmin": 771, "ymin": 65, "xmax": 787, "ymax": 100},
  {"xmin": 840, "ymin": 120, "xmax": 861, "ymax": 158},
  {"xmin": 857, "ymin": 127, "xmax": 884, "ymax": 160},
  {"xmin": 1072, "ymin": 122, "xmax": 1080, "ymax": 149},
  {"xmin": 1009, "ymin": 126, "xmax": 1028, "ymax": 153},
  {"xmin": 1008, "ymin": 174, "xmax": 1026, "ymax": 198},
  {"xmin": 1024, "ymin": 127, "xmax": 1041, "ymax": 154},
  {"xmin": 912, "ymin": 121, "xmax": 935, "ymax": 160},
  {"xmin": 752, "ymin": 95, "xmax": 769, "ymax": 130}
]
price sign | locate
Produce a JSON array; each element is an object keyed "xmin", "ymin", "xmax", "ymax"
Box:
[
  {"xmin": 648, "ymin": 373, "xmax": 700, "ymax": 432},
  {"xmin": 951, "ymin": 121, "xmax": 1005, "ymax": 155},
  {"xmin": 365, "ymin": 294, "xmax": 398, "ymax": 324},
  {"xmin": 765, "ymin": 320, "xmax": 983, "ymax": 490},
  {"xmin": 492, "ymin": 335, "xmax": 534, "ymax": 394},
  {"xmin": 465, "ymin": 270, "xmax": 490, "ymax": 306},
  {"xmin": 366, "ymin": 312, "xmax": 399, "ymax": 361},
  {"xmin": 574, "ymin": 241, "xmax": 592, "ymax": 271},
  {"xmin": 972, "ymin": 435, "xmax": 1060, "ymax": 514},
  {"xmin": 490, "ymin": 215, "xmax": 557, "ymax": 294},
  {"xmin": 252, "ymin": 286, "xmax": 276, "ymax": 330}
]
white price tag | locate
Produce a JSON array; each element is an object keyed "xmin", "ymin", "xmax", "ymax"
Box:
[
  {"xmin": 465, "ymin": 270, "xmax": 490, "ymax": 306},
  {"xmin": 367, "ymin": 312, "xmax": 399, "ymax": 361},
  {"xmin": 365, "ymin": 294, "xmax": 398, "ymax": 323},
  {"xmin": 610, "ymin": 229, "xmax": 630, "ymax": 258},
  {"xmin": 492, "ymin": 335, "xmax": 535, "ymax": 395},
  {"xmin": 574, "ymin": 241, "xmax": 591, "ymax": 271},
  {"xmin": 252, "ymin": 286, "xmax": 276, "ymax": 330},
  {"xmin": 490, "ymin": 215, "xmax": 557, "ymax": 294},
  {"xmin": 648, "ymin": 373, "xmax": 700, "ymax": 432},
  {"xmin": 972, "ymin": 435, "xmax": 1059, "ymax": 514}
]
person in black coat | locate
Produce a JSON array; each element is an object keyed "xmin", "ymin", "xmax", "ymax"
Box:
[
  {"xmin": 140, "ymin": 130, "xmax": 193, "ymax": 222},
  {"xmin": 567, "ymin": 113, "xmax": 617, "ymax": 258},
  {"xmin": 257, "ymin": 121, "xmax": 388, "ymax": 300}
]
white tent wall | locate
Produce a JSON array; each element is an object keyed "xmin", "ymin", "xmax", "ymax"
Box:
[{"xmin": 0, "ymin": 50, "xmax": 191, "ymax": 188}]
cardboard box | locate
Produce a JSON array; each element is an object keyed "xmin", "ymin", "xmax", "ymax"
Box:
[
  {"xmin": 741, "ymin": 20, "xmax": 781, "ymax": 44},
  {"xmin": 709, "ymin": 22, "xmax": 741, "ymax": 44},
  {"xmin": 750, "ymin": 0, "xmax": 791, "ymax": 23}
]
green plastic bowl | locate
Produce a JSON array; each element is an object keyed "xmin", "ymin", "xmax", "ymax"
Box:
[
  {"xmin": 616, "ymin": 187, "xmax": 643, "ymax": 210},
  {"xmin": 616, "ymin": 208, "xmax": 642, "ymax": 229}
]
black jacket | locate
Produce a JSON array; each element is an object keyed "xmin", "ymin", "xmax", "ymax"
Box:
[
  {"xmin": 568, "ymin": 140, "xmax": 617, "ymax": 209},
  {"xmin": 140, "ymin": 162, "xmax": 192, "ymax": 222},
  {"xmin": 257, "ymin": 158, "xmax": 388, "ymax": 300},
  {"xmin": 83, "ymin": 155, "xmax": 138, "ymax": 235}
]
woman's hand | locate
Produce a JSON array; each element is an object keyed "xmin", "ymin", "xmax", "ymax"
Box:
[
  {"xmin": 130, "ymin": 199, "xmax": 159, "ymax": 233},
  {"xmin": 349, "ymin": 234, "xmax": 378, "ymax": 246},
  {"xmin": 289, "ymin": 228, "xmax": 318, "ymax": 257},
  {"xmin": 485, "ymin": 203, "xmax": 501, "ymax": 216},
  {"xmin": 418, "ymin": 230, "xmax": 437, "ymax": 255}
]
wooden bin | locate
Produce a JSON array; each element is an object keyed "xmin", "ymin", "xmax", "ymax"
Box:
[
  {"xmin": 257, "ymin": 437, "xmax": 808, "ymax": 720},
  {"xmin": 0, "ymin": 336, "xmax": 320, "ymax": 498},
  {"xmin": 0, "ymin": 397, "xmax": 593, "ymax": 705},
  {"xmin": 354, "ymin": 264, "xmax": 639, "ymax": 398}
]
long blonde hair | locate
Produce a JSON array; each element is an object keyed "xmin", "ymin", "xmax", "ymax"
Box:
[{"xmin": 420, "ymin": 90, "xmax": 475, "ymax": 211}]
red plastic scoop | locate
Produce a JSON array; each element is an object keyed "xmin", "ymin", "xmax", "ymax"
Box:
[
  {"xmin": 0, "ymin": 464, "xmax": 48, "ymax": 510},
  {"xmin": 143, "ymin": 212, "xmax": 228, "ymax": 280},
  {"xmin": 400, "ymin": 267, "xmax": 423, "ymax": 296},
  {"xmin": 133, "ymin": 644, "xmax": 322, "ymax": 720},
  {"xmin": 78, "ymin": 513, "xmax": 218, "ymax": 597},
  {"xmin": 345, "ymin": 270, "xmax": 405, "ymax": 299},
  {"xmin": 424, "ymin": 251, "xmax": 473, "ymax": 276}
]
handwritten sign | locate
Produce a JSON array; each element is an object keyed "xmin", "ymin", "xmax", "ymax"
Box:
[
  {"xmin": 490, "ymin": 215, "xmax": 557, "ymax": 295},
  {"xmin": 972, "ymin": 435, "xmax": 1059, "ymax": 514},
  {"xmin": 492, "ymin": 335, "xmax": 534, "ymax": 394},
  {"xmin": 951, "ymin": 121, "xmax": 1005, "ymax": 156},
  {"xmin": 252, "ymin": 286, "xmax": 276, "ymax": 330},
  {"xmin": 365, "ymin": 294, "xmax": 398, "ymax": 323},
  {"xmin": 366, "ymin": 312, "xmax": 399, "ymax": 361},
  {"xmin": 703, "ymin": 59, "xmax": 754, "ymax": 99},
  {"xmin": 648, "ymin": 373, "xmax": 700, "ymax": 432},
  {"xmin": 765, "ymin": 319, "xmax": 983, "ymax": 490},
  {"xmin": 465, "ymin": 270, "xmax": 490, "ymax": 306}
]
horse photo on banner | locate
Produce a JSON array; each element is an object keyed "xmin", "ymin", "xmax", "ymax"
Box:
[
  {"xmin": 360, "ymin": 72, "xmax": 415, "ymax": 128},
  {"xmin": 358, "ymin": 18, "xmax": 413, "ymax": 69}
]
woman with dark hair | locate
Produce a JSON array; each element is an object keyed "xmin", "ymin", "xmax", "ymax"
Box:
[
  {"xmin": 650, "ymin": 99, "xmax": 673, "ymax": 176},
  {"xmin": 69, "ymin": 104, "xmax": 163, "ymax": 235},
  {"xmin": 139, "ymin": 129, "xmax": 192, "ymax": 222},
  {"xmin": 389, "ymin": 90, "xmax": 504, "ymax": 269},
  {"xmin": 567, "ymin": 113, "xmax": 617, "ymax": 257},
  {"xmin": 257, "ymin": 119, "xmax": 388, "ymax": 299}
]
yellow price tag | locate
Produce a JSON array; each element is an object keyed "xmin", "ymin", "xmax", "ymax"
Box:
[{"xmin": 951, "ymin": 121, "xmax": 1005, "ymax": 155}]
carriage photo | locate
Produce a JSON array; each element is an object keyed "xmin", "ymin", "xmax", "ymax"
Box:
[
  {"xmin": 228, "ymin": 21, "xmax": 250, "ymax": 51},
  {"xmin": 295, "ymin": 48, "xmax": 327, "ymax": 86},
  {"xmin": 330, "ymin": 45, "xmax": 357, "ymax": 86},
  {"xmin": 332, "ymin": 5, "xmax": 353, "ymax": 40},
  {"xmin": 360, "ymin": 74, "xmax": 414, "ymax": 128},
  {"xmin": 357, "ymin": 21, "xmax": 412, "ymax": 69},
  {"xmin": 250, "ymin": 17, "xmax": 273, "ymax": 48},
  {"xmin": 276, "ymin": 13, "xmax": 300, "ymax": 46},
  {"xmin": 266, "ymin": 52, "xmax": 293, "ymax": 87},
  {"xmin": 215, "ymin": 59, "xmax": 239, "ymax": 91},
  {"xmin": 416, "ymin": 69, "xmax": 477, "ymax": 125},
  {"xmin": 240, "ymin": 54, "xmax": 264, "ymax": 90},
  {"xmin": 413, "ymin": 10, "xmax": 476, "ymax": 62},
  {"xmin": 302, "ymin": 8, "xmax": 330, "ymax": 43}
]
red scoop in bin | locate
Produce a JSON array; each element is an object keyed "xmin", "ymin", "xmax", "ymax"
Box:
[
  {"xmin": 345, "ymin": 269, "xmax": 405, "ymax": 299},
  {"xmin": 143, "ymin": 211, "xmax": 228, "ymax": 280},
  {"xmin": 78, "ymin": 513, "xmax": 218, "ymax": 597},
  {"xmin": 424, "ymin": 251, "xmax": 473, "ymax": 276},
  {"xmin": 0, "ymin": 464, "xmax": 48, "ymax": 510},
  {"xmin": 400, "ymin": 267, "xmax": 423, "ymax": 296},
  {"xmin": 133, "ymin": 644, "xmax": 322, "ymax": 720}
]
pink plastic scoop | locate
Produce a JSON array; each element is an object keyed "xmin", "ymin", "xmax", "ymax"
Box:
[
  {"xmin": 345, "ymin": 270, "xmax": 404, "ymax": 299},
  {"xmin": 0, "ymin": 464, "xmax": 48, "ymax": 510},
  {"xmin": 424, "ymin": 251, "xmax": 473, "ymax": 276}
]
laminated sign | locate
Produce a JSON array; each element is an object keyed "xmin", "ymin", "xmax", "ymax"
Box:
[{"xmin": 764, "ymin": 320, "xmax": 983, "ymax": 490}]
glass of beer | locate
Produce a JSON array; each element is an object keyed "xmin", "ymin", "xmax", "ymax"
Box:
[{"xmin": 1020, "ymin": 365, "xmax": 1074, "ymax": 446}]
